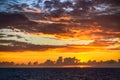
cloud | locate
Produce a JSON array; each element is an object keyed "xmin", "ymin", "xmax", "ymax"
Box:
[
  {"xmin": 0, "ymin": 12, "xmax": 119, "ymax": 37},
  {"xmin": 0, "ymin": 0, "xmax": 120, "ymax": 52},
  {"xmin": 1, "ymin": 0, "xmax": 120, "ymax": 17},
  {"xmin": 0, "ymin": 12, "xmax": 35, "ymax": 26},
  {"xmin": 0, "ymin": 12, "xmax": 119, "ymax": 42},
  {"xmin": 22, "ymin": 8, "xmax": 43, "ymax": 13},
  {"xmin": 0, "ymin": 40, "xmax": 65, "ymax": 52},
  {"xmin": 105, "ymin": 44, "xmax": 120, "ymax": 50},
  {"xmin": 93, "ymin": 15, "xmax": 120, "ymax": 32},
  {"xmin": 88, "ymin": 39, "xmax": 114, "ymax": 47}
]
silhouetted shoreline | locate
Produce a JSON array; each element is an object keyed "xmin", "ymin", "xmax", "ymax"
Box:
[{"xmin": 0, "ymin": 57, "xmax": 120, "ymax": 68}]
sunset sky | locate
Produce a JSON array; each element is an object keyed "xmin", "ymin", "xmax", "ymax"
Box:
[{"xmin": 0, "ymin": 0, "xmax": 120, "ymax": 64}]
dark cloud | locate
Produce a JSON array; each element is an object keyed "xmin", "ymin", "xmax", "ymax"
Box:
[
  {"xmin": 0, "ymin": 12, "xmax": 120, "ymax": 40},
  {"xmin": 0, "ymin": 12, "xmax": 37, "ymax": 27},
  {"xmin": 0, "ymin": 0, "xmax": 120, "ymax": 52},
  {"xmin": 0, "ymin": 40, "xmax": 65, "ymax": 52},
  {"xmin": 92, "ymin": 31, "xmax": 120, "ymax": 39},
  {"xmin": 88, "ymin": 39, "xmax": 115, "ymax": 46},
  {"xmin": 0, "ymin": 33, "xmax": 5, "ymax": 38},
  {"xmin": 38, "ymin": 23, "xmax": 69, "ymax": 34},
  {"xmin": 94, "ymin": 0, "xmax": 120, "ymax": 5},
  {"xmin": 0, "ymin": 12, "xmax": 40, "ymax": 33},
  {"xmin": 93, "ymin": 15, "xmax": 120, "ymax": 32},
  {"xmin": 0, "ymin": 12, "xmax": 70, "ymax": 34},
  {"xmin": 41, "ymin": 0, "xmax": 119, "ymax": 18},
  {"xmin": 0, "ymin": 0, "xmax": 120, "ymax": 17}
]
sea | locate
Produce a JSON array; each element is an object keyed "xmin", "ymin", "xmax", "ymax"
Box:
[{"xmin": 0, "ymin": 68, "xmax": 120, "ymax": 80}]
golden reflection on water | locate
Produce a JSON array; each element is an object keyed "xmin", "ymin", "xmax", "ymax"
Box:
[{"xmin": 63, "ymin": 65, "xmax": 92, "ymax": 68}]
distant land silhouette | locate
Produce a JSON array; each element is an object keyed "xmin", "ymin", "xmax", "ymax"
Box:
[{"xmin": 0, "ymin": 57, "xmax": 120, "ymax": 68}]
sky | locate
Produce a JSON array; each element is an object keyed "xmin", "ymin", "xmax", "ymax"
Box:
[{"xmin": 0, "ymin": 0, "xmax": 120, "ymax": 64}]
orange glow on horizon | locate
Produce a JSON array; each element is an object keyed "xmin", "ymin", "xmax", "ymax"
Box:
[{"xmin": 0, "ymin": 47, "xmax": 120, "ymax": 64}]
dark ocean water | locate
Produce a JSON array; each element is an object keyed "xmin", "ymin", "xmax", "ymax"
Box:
[{"xmin": 0, "ymin": 68, "xmax": 120, "ymax": 80}]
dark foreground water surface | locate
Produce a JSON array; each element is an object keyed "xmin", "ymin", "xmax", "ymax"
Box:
[{"xmin": 0, "ymin": 68, "xmax": 120, "ymax": 80}]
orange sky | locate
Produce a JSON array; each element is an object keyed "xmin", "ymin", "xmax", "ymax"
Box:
[{"xmin": 0, "ymin": 46, "xmax": 120, "ymax": 64}]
